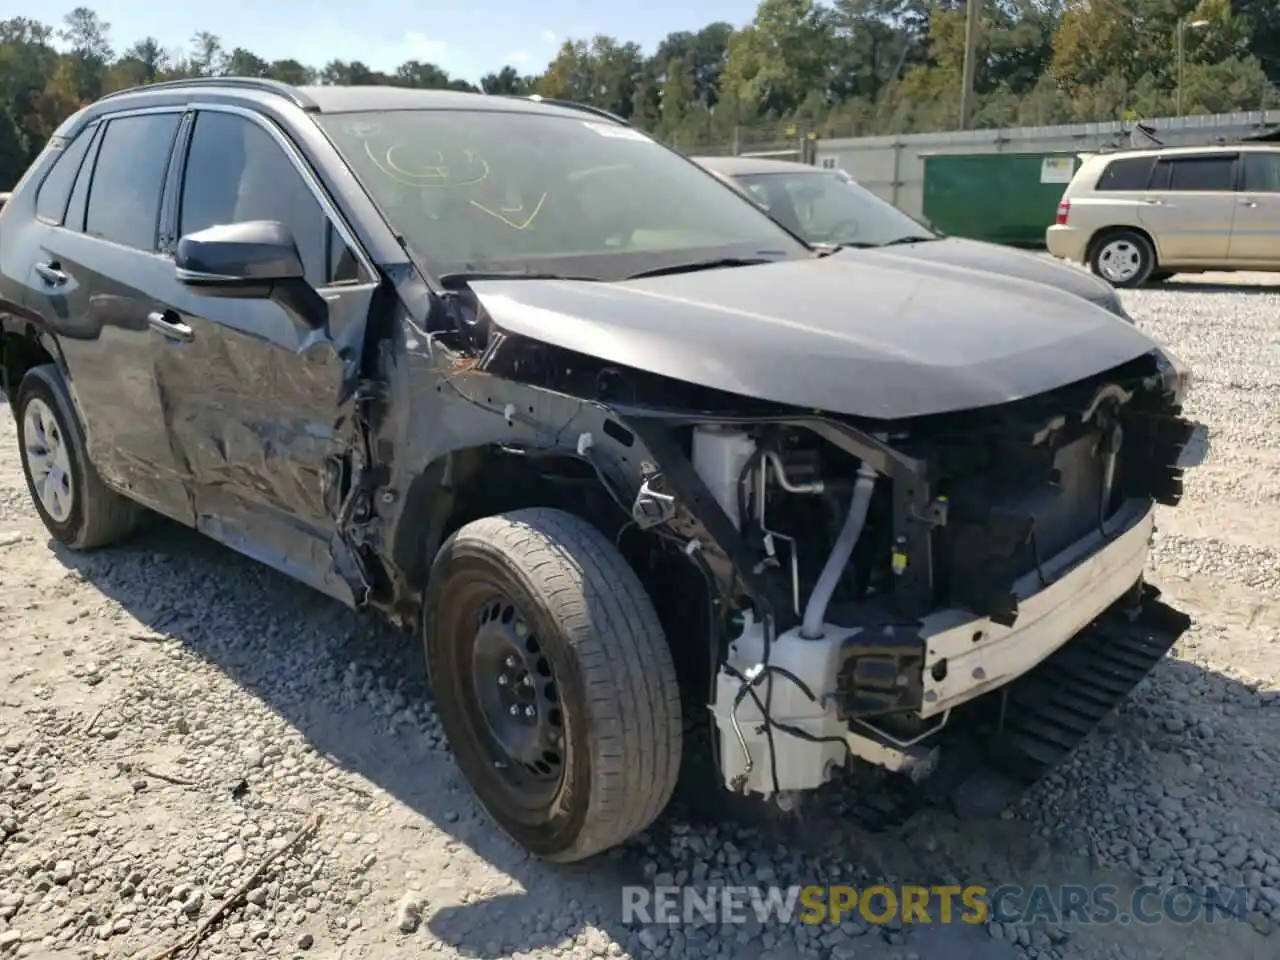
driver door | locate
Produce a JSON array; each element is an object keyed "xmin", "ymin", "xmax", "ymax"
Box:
[{"xmin": 150, "ymin": 106, "xmax": 379, "ymax": 596}]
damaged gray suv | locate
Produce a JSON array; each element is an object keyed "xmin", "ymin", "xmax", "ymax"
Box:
[{"xmin": 0, "ymin": 80, "xmax": 1208, "ymax": 862}]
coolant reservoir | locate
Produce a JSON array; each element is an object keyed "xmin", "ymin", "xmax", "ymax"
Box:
[{"xmin": 691, "ymin": 428, "xmax": 756, "ymax": 529}]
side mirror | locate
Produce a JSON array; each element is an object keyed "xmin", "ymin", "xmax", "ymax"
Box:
[{"xmin": 175, "ymin": 220, "xmax": 327, "ymax": 331}]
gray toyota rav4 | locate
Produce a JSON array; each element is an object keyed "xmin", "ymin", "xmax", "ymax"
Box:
[{"xmin": 0, "ymin": 80, "xmax": 1206, "ymax": 862}]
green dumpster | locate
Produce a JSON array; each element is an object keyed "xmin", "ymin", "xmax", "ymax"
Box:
[{"xmin": 921, "ymin": 151, "xmax": 1080, "ymax": 248}]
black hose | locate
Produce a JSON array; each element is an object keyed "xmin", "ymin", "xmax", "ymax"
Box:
[
  {"xmin": 736, "ymin": 445, "xmax": 766, "ymax": 541},
  {"xmin": 684, "ymin": 540, "xmax": 725, "ymax": 774},
  {"xmin": 722, "ymin": 663, "xmax": 853, "ymax": 791}
]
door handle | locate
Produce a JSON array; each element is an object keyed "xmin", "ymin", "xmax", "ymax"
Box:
[
  {"xmin": 1140, "ymin": 197, "xmax": 1164, "ymax": 205},
  {"xmin": 1239, "ymin": 199, "xmax": 1258, "ymax": 208},
  {"xmin": 147, "ymin": 310, "xmax": 194, "ymax": 342},
  {"xmin": 34, "ymin": 261, "xmax": 67, "ymax": 285}
]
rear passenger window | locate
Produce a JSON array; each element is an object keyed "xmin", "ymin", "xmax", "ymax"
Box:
[
  {"xmin": 1160, "ymin": 156, "xmax": 1236, "ymax": 192},
  {"xmin": 179, "ymin": 110, "xmax": 364, "ymax": 288},
  {"xmin": 64, "ymin": 126, "xmax": 103, "ymax": 233},
  {"xmin": 1094, "ymin": 157, "xmax": 1152, "ymax": 191},
  {"xmin": 35, "ymin": 126, "xmax": 96, "ymax": 224},
  {"xmin": 84, "ymin": 113, "xmax": 182, "ymax": 251}
]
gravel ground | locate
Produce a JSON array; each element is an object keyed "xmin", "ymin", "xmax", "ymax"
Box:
[{"xmin": 1, "ymin": 272, "xmax": 1278, "ymax": 960}]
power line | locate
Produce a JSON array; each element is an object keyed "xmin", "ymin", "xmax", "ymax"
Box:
[{"xmin": 959, "ymin": 0, "xmax": 981, "ymax": 128}]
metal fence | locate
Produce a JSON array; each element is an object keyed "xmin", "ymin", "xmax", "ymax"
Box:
[{"xmin": 658, "ymin": 122, "xmax": 819, "ymax": 163}]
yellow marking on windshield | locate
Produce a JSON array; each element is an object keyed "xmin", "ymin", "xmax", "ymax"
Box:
[
  {"xmin": 363, "ymin": 140, "xmax": 490, "ymax": 188},
  {"xmin": 469, "ymin": 192, "xmax": 548, "ymax": 230}
]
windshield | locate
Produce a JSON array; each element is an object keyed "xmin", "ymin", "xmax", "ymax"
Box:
[
  {"xmin": 730, "ymin": 169, "xmax": 936, "ymax": 248},
  {"xmin": 315, "ymin": 110, "xmax": 810, "ymax": 280}
]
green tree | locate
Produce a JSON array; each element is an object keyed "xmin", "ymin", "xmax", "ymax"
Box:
[
  {"xmin": 537, "ymin": 36, "xmax": 647, "ymax": 118},
  {"xmin": 266, "ymin": 59, "xmax": 316, "ymax": 85},
  {"xmin": 224, "ymin": 48, "xmax": 270, "ymax": 78},
  {"xmin": 480, "ymin": 66, "xmax": 531, "ymax": 95},
  {"xmin": 719, "ymin": 0, "xmax": 833, "ymax": 118},
  {"xmin": 59, "ymin": 6, "xmax": 112, "ymax": 101},
  {"xmin": 188, "ymin": 31, "xmax": 226, "ymax": 76}
]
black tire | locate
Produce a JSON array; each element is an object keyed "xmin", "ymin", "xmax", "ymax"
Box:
[
  {"xmin": 1089, "ymin": 230, "xmax": 1156, "ymax": 288},
  {"xmin": 424, "ymin": 507, "xmax": 682, "ymax": 862},
  {"xmin": 15, "ymin": 364, "xmax": 143, "ymax": 549}
]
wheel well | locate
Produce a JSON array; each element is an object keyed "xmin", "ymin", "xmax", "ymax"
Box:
[
  {"xmin": 0, "ymin": 328, "xmax": 56, "ymax": 404},
  {"xmin": 392, "ymin": 446, "xmax": 715, "ymax": 699},
  {"xmin": 1087, "ymin": 225, "xmax": 1157, "ymax": 266}
]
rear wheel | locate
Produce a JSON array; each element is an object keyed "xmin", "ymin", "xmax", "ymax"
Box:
[
  {"xmin": 15, "ymin": 364, "xmax": 143, "ymax": 549},
  {"xmin": 1089, "ymin": 230, "xmax": 1156, "ymax": 288},
  {"xmin": 424, "ymin": 507, "xmax": 682, "ymax": 862}
]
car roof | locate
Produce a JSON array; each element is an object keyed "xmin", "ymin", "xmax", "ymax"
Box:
[
  {"xmin": 1088, "ymin": 143, "xmax": 1280, "ymax": 163},
  {"xmin": 692, "ymin": 155, "xmax": 829, "ymax": 176},
  {"xmin": 293, "ymin": 86, "xmax": 615, "ymax": 118},
  {"xmin": 84, "ymin": 79, "xmax": 619, "ymax": 123}
]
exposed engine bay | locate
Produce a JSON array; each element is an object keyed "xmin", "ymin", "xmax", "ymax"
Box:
[
  {"xmin": 381, "ymin": 265, "xmax": 1209, "ymax": 828},
  {"xmin": 641, "ymin": 353, "xmax": 1209, "ymax": 806}
]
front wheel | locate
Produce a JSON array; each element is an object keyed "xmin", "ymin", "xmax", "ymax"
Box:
[
  {"xmin": 1089, "ymin": 230, "xmax": 1156, "ymax": 288},
  {"xmin": 424, "ymin": 507, "xmax": 682, "ymax": 862}
]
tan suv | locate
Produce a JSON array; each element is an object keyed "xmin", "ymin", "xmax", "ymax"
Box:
[{"xmin": 1046, "ymin": 144, "xmax": 1280, "ymax": 287}]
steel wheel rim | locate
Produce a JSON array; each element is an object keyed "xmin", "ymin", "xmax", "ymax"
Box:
[
  {"xmin": 1099, "ymin": 240, "xmax": 1142, "ymax": 283},
  {"xmin": 465, "ymin": 591, "xmax": 567, "ymax": 805},
  {"xmin": 22, "ymin": 397, "xmax": 74, "ymax": 523}
]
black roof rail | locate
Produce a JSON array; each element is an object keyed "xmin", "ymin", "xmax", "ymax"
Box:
[
  {"xmin": 513, "ymin": 95, "xmax": 631, "ymax": 127},
  {"xmin": 97, "ymin": 77, "xmax": 317, "ymax": 110}
]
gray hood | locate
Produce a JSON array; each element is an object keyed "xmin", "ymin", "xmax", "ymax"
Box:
[
  {"xmin": 468, "ymin": 250, "xmax": 1163, "ymax": 420},
  {"xmin": 859, "ymin": 237, "xmax": 1125, "ymax": 315}
]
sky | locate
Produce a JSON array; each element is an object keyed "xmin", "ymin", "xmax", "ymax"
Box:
[{"xmin": 10, "ymin": 0, "xmax": 761, "ymax": 84}]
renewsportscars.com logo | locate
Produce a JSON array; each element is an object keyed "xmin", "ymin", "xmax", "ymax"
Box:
[
  {"xmin": 625, "ymin": 885, "xmax": 987, "ymax": 926},
  {"xmin": 622, "ymin": 883, "xmax": 1252, "ymax": 927}
]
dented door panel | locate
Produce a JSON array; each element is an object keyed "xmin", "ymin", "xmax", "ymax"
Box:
[{"xmin": 150, "ymin": 283, "xmax": 375, "ymax": 601}]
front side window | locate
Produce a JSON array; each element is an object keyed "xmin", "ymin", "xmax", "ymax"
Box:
[
  {"xmin": 1242, "ymin": 152, "xmax": 1280, "ymax": 192},
  {"xmin": 84, "ymin": 112, "xmax": 182, "ymax": 251},
  {"xmin": 316, "ymin": 109, "xmax": 809, "ymax": 280},
  {"xmin": 732, "ymin": 169, "xmax": 936, "ymax": 247},
  {"xmin": 179, "ymin": 111, "xmax": 363, "ymax": 288}
]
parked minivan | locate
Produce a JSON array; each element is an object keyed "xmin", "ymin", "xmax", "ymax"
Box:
[{"xmin": 1046, "ymin": 144, "xmax": 1280, "ymax": 287}]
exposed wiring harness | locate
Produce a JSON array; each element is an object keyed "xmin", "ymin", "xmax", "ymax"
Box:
[{"xmin": 720, "ymin": 661, "xmax": 855, "ymax": 795}]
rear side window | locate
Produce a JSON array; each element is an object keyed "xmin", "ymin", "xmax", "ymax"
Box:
[
  {"xmin": 84, "ymin": 112, "xmax": 182, "ymax": 251},
  {"xmin": 64, "ymin": 126, "xmax": 104, "ymax": 233},
  {"xmin": 34, "ymin": 127, "xmax": 96, "ymax": 224},
  {"xmin": 1242, "ymin": 152, "xmax": 1280, "ymax": 192},
  {"xmin": 1151, "ymin": 155, "xmax": 1237, "ymax": 192},
  {"xmin": 1093, "ymin": 157, "xmax": 1153, "ymax": 191}
]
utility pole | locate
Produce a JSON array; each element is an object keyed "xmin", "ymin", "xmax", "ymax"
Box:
[
  {"xmin": 1176, "ymin": 18, "xmax": 1210, "ymax": 117},
  {"xmin": 959, "ymin": 0, "xmax": 981, "ymax": 129}
]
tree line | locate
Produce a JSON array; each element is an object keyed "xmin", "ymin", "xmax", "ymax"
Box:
[{"xmin": 3, "ymin": 1, "xmax": 1280, "ymax": 188}]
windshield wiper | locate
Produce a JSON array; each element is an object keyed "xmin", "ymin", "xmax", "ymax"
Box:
[
  {"xmin": 623, "ymin": 257, "xmax": 777, "ymax": 280},
  {"xmin": 438, "ymin": 269, "xmax": 601, "ymax": 286},
  {"xmin": 876, "ymin": 235, "xmax": 937, "ymax": 247}
]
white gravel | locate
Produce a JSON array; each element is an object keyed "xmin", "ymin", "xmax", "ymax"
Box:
[{"xmin": 0, "ymin": 271, "xmax": 1277, "ymax": 960}]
